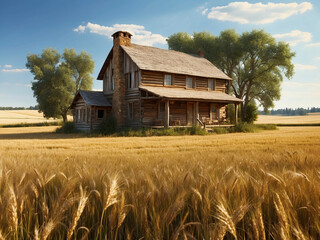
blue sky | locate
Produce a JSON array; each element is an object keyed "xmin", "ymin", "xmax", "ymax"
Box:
[{"xmin": 0, "ymin": 0, "xmax": 319, "ymax": 109}]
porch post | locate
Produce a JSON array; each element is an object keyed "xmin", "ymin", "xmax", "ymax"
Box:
[
  {"xmin": 234, "ymin": 103, "xmax": 238, "ymax": 124},
  {"xmin": 195, "ymin": 101, "xmax": 199, "ymax": 125},
  {"xmin": 164, "ymin": 99, "xmax": 170, "ymax": 128}
]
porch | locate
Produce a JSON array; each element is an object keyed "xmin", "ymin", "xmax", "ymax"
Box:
[{"xmin": 140, "ymin": 86, "xmax": 242, "ymax": 128}]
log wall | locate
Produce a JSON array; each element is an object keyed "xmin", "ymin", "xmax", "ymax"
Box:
[{"xmin": 169, "ymin": 101, "xmax": 187, "ymax": 126}]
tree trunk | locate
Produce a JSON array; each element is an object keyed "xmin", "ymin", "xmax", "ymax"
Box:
[{"xmin": 62, "ymin": 112, "xmax": 68, "ymax": 122}]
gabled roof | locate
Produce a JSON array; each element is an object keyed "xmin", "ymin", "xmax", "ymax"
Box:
[
  {"xmin": 140, "ymin": 86, "xmax": 243, "ymax": 103},
  {"xmin": 71, "ymin": 90, "xmax": 112, "ymax": 108},
  {"xmin": 97, "ymin": 44, "xmax": 231, "ymax": 80}
]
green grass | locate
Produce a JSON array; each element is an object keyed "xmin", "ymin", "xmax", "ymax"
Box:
[
  {"xmin": 0, "ymin": 121, "xmax": 62, "ymax": 128},
  {"xmin": 276, "ymin": 123, "xmax": 320, "ymax": 127}
]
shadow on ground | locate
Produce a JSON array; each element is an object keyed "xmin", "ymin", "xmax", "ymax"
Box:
[{"xmin": 0, "ymin": 132, "xmax": 86, "ymax": 140}]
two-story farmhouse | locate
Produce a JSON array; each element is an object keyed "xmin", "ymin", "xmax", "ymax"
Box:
[{"xmin": 71, "ymin": 31, "xmax": 242, "ymax": 131}]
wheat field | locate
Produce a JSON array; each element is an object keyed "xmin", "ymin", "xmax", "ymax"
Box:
[
  {"xmin": 0, "ymin": 110, "xmax": 71, "ymax": 125},
  {"xmin": 0, "ymin": 126, "xmax": 319, "ymax": 239},
  {"xmin": 256, "ymin": 112, "xmax": 320, "ymax": 124}
]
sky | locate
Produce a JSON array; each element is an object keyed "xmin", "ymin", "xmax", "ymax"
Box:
[{"xmin": 0, "ymin": 0, "xmax": 319, "ymax": 109}]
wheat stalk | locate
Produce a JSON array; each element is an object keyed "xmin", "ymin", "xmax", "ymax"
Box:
[
  {"xmin": 67, "ymin": 185, "xmax": 88, "ymax": 240},
  {"xmin": 8, "ymin": 185, "xmax": 18, "ymax": 232},
  {"xmin": 214, "ymin": 201, "xmax": 237, "ymax": 239}
]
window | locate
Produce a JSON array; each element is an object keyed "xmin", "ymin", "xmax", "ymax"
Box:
[
  {"xmin": 87, "ymin": 108, "xmax": 90, "ymax": 123},
  {"xmin": 126, "ymin": 73, "xmax": 132, "ymax": 89},
  {"xmin": 186, "ymin": 77, "xmax": 194, "ymax": 88},
  {"xmin": 77, "ymin": 109, "xmax": 80, "ymax": 122},
  {"xmin": 208, "ymin": 79, "xmax": 215, "ymax": 91},
  {"xmin": 97, "ymin": 109, "xmax": 104, "ymax": 119},
  {"xmin": 210, "ymin": 104, "xmax": 219, "ymax": 120},
  {"xmin": 165, "ymin": 74, "xmax": 172, "ymax": 86},
  {"xmin": 126, "ymin": 72, "xmax": 136, "ymax": 89},
  {"xmin": 128, "ymin": 102, "xmax": 134, "ymax": 120}
]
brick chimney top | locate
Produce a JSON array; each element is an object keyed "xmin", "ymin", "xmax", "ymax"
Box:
[{"xmin": 112, "ymin": 31, "xmax": 132, "ymax": 46}]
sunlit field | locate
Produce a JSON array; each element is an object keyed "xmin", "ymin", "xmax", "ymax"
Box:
[
  {"xmin": 0, "ymin": 110, "xmax": 58, "ymax": 125},
  {"xmin": 256, "ymin": 112, "xmax": 320, "ymax": 124},
  {"xmin": 0, "ymin": 126, "xmax": 320, "ymax": 239}
]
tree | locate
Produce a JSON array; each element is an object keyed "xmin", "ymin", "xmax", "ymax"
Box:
[
  {"xmin": 167, "ymin": 30, "xmax": 295, "ymax": 122},
  {"xmin": 26, "ymin": 48, "xmax": 94, "ymax": 122}
]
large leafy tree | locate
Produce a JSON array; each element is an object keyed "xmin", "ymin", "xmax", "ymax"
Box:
[
  {"xmin": 26, "ymin": 48, "xmax": 94, "ymax": 122},
  {"xmin": 167, "ymin": 29, "xmax": 295, "ymax": 121}
]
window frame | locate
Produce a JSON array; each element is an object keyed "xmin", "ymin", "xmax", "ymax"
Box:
[
  {"xmin": 186, "ymin": 77, "xmax": 194, "ymax": 89},
  {"xmin": 97, "ymin": 109, "xmax": 105, "ymax": 119},
  {"xmin": 208, "ymin": 79, "xmax": 216, "ymax": 91},
  {"xmin": 164, "ymin": 74, "xmax": 172, "ymax": 86}
]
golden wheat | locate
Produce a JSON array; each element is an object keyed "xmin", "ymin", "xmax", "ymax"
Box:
[{"xmin": 0, "ymin": 126, "xmax": 318, "ymax": 239}]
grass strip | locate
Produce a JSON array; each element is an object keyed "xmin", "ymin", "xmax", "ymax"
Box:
[{"xmin": 0, "ymin": 121, "xmax": 62, "ymax": 128}]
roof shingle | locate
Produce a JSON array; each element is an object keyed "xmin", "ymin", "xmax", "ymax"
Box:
[
  {"xmin": 121, "ymin": 44, "xmax": 231, "ymax": 80},
  {"xmin": 140, "ymin": 86, "xmax": 243, "ymax": 103}
]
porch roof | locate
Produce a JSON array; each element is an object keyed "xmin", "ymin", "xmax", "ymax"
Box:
[
  {"xmin": 71, "ymin": 90, "xmax": 112, "ymax": 108},
  {"xmin": 139, "ymin": 86, "xmax": 243, "ymax": 103}
]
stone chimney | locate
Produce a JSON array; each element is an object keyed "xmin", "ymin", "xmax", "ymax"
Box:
[
  {"xmin": 112, "ymin": 31, "xmax": 132, "ymax": 127},
  {"xmin": 112, "ymin": 31, "xmax": 132, "ymax": 47}
]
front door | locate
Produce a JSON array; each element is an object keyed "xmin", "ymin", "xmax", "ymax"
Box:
[{"xmin": 187, "ymin": 102, "xmax": 195, "ymax": 125}]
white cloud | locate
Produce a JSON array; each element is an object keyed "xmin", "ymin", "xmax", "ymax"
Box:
[
  {"xmin": 205, "ymin": 2, "xmax": 312, "ymax": 24},
  {"xmin": 307, "ymin": 42, "xmax": 320, "ymax": 47},
  {"xmin": 4, "ymin": 64, "xmax": 12, "ymax": 68},
  {"xmin": 294, "ymin": 63, "xmax": 317, "ymax": 70},
  {"xmin": 202, "ymin": 8, "xmax": 208, "ymax": 15},
  {"xmin": 1, "ymin": 68, "xmax": 29, "ymax": 73},
  {"xmin": 73, "ymin": 23, "xmax": 167, "ymax": 46},
  {"xmin": 273, "ymin": 30, "xmax": 312, "ymax": 46}
]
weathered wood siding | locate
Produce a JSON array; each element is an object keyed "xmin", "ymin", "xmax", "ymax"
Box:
[
  {"xmin": 73, "ymin": 97, "xmax": 112, "ymax": 131},
  {"xmin": 141, "ymin": 70, "xmax": 228, "ymax": 93},
  {"xmin": 141, "ymin": 71, "xmax": 164, "ymax": 86},
  {"xmin": 169, "ymin": 101, "xmax": 187, "ymax": 126},
  {"xmin": 215, "ymin": 80, "xmax": 226, "ymax": 93},
  {"xmin": 196, "ymin": 77, "xmax": 208, "ymax": 90},
  {"xmin": 199, "ymin": 102, "xmax": 210, "ymax": 120},
  {"xmin": 173, "ymin": 74, "xmax": 186, "ymax": 88},
  {"xmin": 103, "ymin": 59, "xmax": 114, "ymax": 102},
  {"xmin": 141, "ymin": 99, "xmax": 158, "ymax": 125}
]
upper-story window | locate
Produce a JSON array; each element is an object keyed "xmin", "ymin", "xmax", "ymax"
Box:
[
  {"xmin": 208, "ymin": 79, "xmax": 215, "ymax": 91},
  {"xmin": 126, "ymin": 72, "xmax": 132, "ymax": 89},
  {"xmin": 165, "ymin": 74, "xmax": 172, "ymax": 86},
  {"xmin": 186, "ymin": 77, "xmax": 194, "ymax": 88}
]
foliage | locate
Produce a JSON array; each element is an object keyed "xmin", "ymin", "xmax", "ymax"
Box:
[
  {"xmin": 55, "ymin": 121, "xmax": 79, "ymax": 133},
  {"xmin": 244, "ymin": 103, "xmax": 258, "ymax": 123},
  {"xmin": 259, "ymin": 107, "xmax": 320, "ymax": 116},
  {"xmin": 26, "ymin": 48, "xmax": 94, "ymax": 122},
  {"xmin": 167, "ymin": 29, "xmax": 295, "ymax": 122},
  {"xmin": 95, "ymin": 115, "xmax": 118, "ymax": 135},
  {"xmin": 97, "ymin": 125, "xmax": 208, "ymax": 137},
  {"xmin": 0, "ymin": 105, "xmax": 38, "ymax": 110},
  {"xmin": 212, "ymin": 123, "xmax": 277, "ymax": 134}
]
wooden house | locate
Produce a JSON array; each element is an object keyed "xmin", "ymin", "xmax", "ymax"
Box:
[
  {"xmin": 71, "ymin": 31, "xmax": 242, "ymax": 130},
  {"xmin": 71, "ymin": 90, "xmax": 111, "ymax": 131}
]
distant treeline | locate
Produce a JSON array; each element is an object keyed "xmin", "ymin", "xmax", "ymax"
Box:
[
  {"xmin": 259, "ymin": 107, "xmax": 320, "ymax": 116},
  {"xmin": 0, "ymin": 105, "xmax": 38, "ymax": 110}
]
